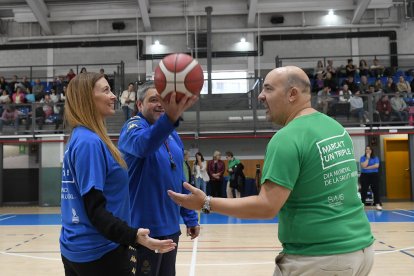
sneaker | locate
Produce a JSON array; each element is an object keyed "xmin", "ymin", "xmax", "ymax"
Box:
[
  {"xmin": 365, "ymin": 118, "xmax": 370, "ymax": 123},
  {"xmin": 375, "ymin": 204, "xmax": 383, "ymax": 211}
]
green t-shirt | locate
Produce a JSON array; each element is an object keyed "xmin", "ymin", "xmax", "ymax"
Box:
[{"xmin": 261, "ymin": 112, "xmax": 374, "ymax": 256}]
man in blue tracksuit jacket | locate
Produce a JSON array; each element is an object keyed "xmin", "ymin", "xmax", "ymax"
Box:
[{"xmin": 118, "ymin": 81, "xmax": 200, "ymax": 276}]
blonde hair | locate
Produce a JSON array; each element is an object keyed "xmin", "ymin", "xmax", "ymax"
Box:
[
  {"xmin": 213, "ymin": 150, "xmax": 221, "ymax": 159},
  {"xmin": 65, "ymin": 72, "xmax": 127, "ymax": 168}
]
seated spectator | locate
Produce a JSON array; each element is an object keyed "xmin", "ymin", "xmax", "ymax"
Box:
[
  {"xmin": 317, "ymin": 86, "xmax": 333, "ymax": 114},
  {"xmin": 50, "ymin": 89, "xmax": 60, "ymax": 104},
  {"xmin": 20, "ymin": 76, "xmax": 32, "ymax": 93},
  {"xmin": 0, "ymin": 105, "xmax": 19, "ymax": 134},
  {"xmin": 350, "ymin": 91, "xmax": 369, "ymax": 126},
  {"xmin": 66, "ymin": 69, "xmax": 76, "ymax": 82},
  {"xmin": 312, "ymin": 73, "xmax": 324, "ymax": 93},
  {"xmin": 0, "ymin": 89, "xmax": 11, "ymax": 105},
  {"xmin": 390, "ymin": 91, "xmax": 409, "ymax": 121},
  {"xmin": 342, "ymin": 75, "xmax": 357, "ymax": 93},
  {"xmin": 80, "ymin": 67, "xmax": 87, "ymax": 73},
  {"xmin": 396, "ymin": 76, "xmax": 412, "ymax": 96},
  {"xmin": 25, "ymin": 91, "xmax": 36, "ymax": 103},
  {"xmin": 0, "ymin": 76, "xmax": 8, "ymax": 91},
  {"xmin": 374, "ymin": 78, "xmax": 383, "ymax": 92},
  {"xmin": 376, "ymin": 95, "xmax": 392, "ymax": 122},
  {"xmin": 339, "ymin": 84, "xmax": 353, "ymax": 103},
  {"xmin": 60, "ymin": 86, "xmax": 66, "ymax": 102},
  {"xmin": 366, "ymin": 85, "xmax": 382, "ymax": 108},
  {"xmin": 383, "ymin": 77, "xmax": 396, "ymax": 95},
  {"xmin": 314, "ymin": 60, "xmax": 325, "ymax": 76},
  {"xmin": 12, "ymin": 87, "xmax": 26, "ymax": 104},
  {"xmin": 9, "ymin": 75, "xmax": 18, "ymax": 94},
  {"xmin": 345, "ymin": 59, "xmax": 357, "ymax": 78},
  {"xmin": 326, "ymin": 60, "xmax": 337, "ymax": 77},
  {"xmin": 323, "ymin": 72, "xmax": 337, "ymax": 92},
  {"xmin": 358, "ymin": 75, "xmax": 370, "ymax": 94},
  {"xmin": 52, "ymin": 76, "xmax": 64, "ymax": 95},
  {"xmin": 370, "ymin": 58, "xmax": 385, "ymax": 78},
  {"xmin": 359, "ymin": 59, "xmax": 370, "ymax": 77},
  {"xmin": 32, "ymin": 79, "xmax": 45, "ymax": 101}
]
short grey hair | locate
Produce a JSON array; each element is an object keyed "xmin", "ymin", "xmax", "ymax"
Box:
[{"xmin": 137, "ymin": 81, "xmax": 156, "ymax": 102}]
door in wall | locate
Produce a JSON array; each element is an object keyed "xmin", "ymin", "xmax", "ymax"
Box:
[{"xmin": 384, "ymin": 138, "xmax": 411, "ymax": 200}]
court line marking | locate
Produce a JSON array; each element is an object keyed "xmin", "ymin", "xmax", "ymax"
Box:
[
  {"xmin": 397, "ymin": 209, "xmax": 414, "ymax": 214},
  {"xmin": 0, "ymin": 213, "xmax": 11, "ymax": 217},
  {"xmin": 0, "ymin": 216, "xmax": 16, "ymax": 221},
  {"xmin": 189, "ymin": 237, "xmax": 198, "ymax": 276},
  {"xmin": 392, "ymin": 212, "xmax": 414, "ymax": 218},
  {"xmin": 0, "ymin": 251, "xmax": 60, "ymax": 261},
  {"xmin": 375, "ymin": 246, "xmax": 414, "ymax": 255}
]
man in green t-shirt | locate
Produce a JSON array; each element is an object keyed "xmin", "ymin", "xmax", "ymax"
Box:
[{"xmin": 168, "ymin": 66, "xmax": 375, "ymax": 276}]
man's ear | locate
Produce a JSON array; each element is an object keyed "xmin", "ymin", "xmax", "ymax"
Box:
[
  {"xmin": 288, "ymin": 87, "xmax": 299, "ymax": 103},
  {"xmin": 137, "ymin": 100, "xmax": 143, "ymax": 111}
]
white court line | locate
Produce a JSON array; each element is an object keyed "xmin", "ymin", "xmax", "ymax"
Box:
[
  {"xmin": 178, "ymin": 261, "xmax": 274, "ymax": 266},
  {"xmin": 397, "ymin": 209, "xmax": 414, "ymax": 214},
  {"xmin": 392, "ymin": 212, "xmax": 414, "ymax": 218},
  {"xmin": 0, "ymin": 251, "xmax": 60, "ymax": 261},
  {"xmin": 0, "ymin": 213, "xmax": 11, "ymax": 217},
  {"xmin": 0, "ymin": 216, "xmax": 16, "ymax": 221},
  {"xmin": 375, "ymin": 246, "xmax": 414, "ymax": 255},
  {"xmin": 189, "ymin": 237, "xmax": 198, "ymax": 276}
]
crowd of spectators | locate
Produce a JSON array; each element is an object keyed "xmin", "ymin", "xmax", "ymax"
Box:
[
  {"xmin": 0, "ymin": 67, "xmax": 108, "ymax": 134},
  {"xmin": 312, "ymin": 58, "xmax": 414, "ymax": 126}
]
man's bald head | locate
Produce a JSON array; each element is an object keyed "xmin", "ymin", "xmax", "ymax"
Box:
[
  {"xmin": 274, "ymin": 66, "xmax": 311, "ymax": 95},
  {"xmin": 260, "ymin": 66, "xmax": 313, "ymax": 126}
]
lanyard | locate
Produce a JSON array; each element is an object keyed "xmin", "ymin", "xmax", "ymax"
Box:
[{"xmin": 164, "ymin": 140, "xmax": 176, "ymax": 169}]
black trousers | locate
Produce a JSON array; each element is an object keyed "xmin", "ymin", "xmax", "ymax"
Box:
[
  {"xmin": 131, "ymin": 231, "xmax": 180, "ymax": 276},
  {"xmin": 209, "ymin": 180, "xmax": 222, "ymax": 197},
  {"xmin": 360, "ymin": 172, "xmax": 381, "ymax": 205},
  {"xmin": 61, "ymin": 245, "xmax": 133, "ymax": 276}
]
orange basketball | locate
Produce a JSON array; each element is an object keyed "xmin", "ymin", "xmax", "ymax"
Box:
[{"xmin": 154, "ymin": 53, "xmax": 204, "ymax": 102}]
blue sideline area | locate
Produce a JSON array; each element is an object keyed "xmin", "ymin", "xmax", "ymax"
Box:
[{"xmin": 0, "ymin": 210, "xmax": 413, "ymax": 226}]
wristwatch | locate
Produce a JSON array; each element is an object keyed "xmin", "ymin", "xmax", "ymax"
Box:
[{"xmin": 201, "ymin": 196, "xmax": 212, "ymax": 214}]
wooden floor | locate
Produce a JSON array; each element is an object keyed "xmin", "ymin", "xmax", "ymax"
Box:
[{"xmin": 1, "ymin": 202, "xmax": 413, "ymax": 276}]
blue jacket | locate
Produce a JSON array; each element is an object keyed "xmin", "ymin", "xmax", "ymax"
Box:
[{"xmin": 118, "ymin": 113, "xmax": 198, "ymax": 237}]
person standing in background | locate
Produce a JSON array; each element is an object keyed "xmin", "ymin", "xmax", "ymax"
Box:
[
  {"xmin": 120, "ymin": 83, "xmax": 136, "ymax": 121},
  {"xmin": 183, "ymin": 150, "xmax": 193, "ymax": 186},
  {"xmin": 193, "ymin": 151, "xmax": 209, "ymax": 193},
  {"xmin": 225, "ymin": 151, "xmax": 242, "ymax": 198},
  {"xmin": 360, "ymin": 146, "xmax": 382, "ymax": 211},
  {"xmin": 207, "ymin": 150, "xmax": 225, "ymax": 197}
]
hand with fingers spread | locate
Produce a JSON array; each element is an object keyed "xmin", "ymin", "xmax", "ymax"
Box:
[
  {"xmin": 136, "ymin": 228, "xmax": 177, "ymax": 254},
  {"xmin": 167, "ymin": 182, "xmax": 206, "ymax": 211},
  {"xmin": 158, "ymin": 92, "xmax": 198, "ymax": 123}
]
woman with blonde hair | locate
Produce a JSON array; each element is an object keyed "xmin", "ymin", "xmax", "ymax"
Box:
[
  {"xmin": 60, "ymin": 72, "xmax": 175, "ymax": 276},
  {"xmin": 207, "ymin": 150, "xmax": 225, "ymax": 197}
]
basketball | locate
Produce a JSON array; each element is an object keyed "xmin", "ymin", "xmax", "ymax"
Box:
[{"xmin": 154, "ymin": 53, "xmax": 204, "ymax": 102}]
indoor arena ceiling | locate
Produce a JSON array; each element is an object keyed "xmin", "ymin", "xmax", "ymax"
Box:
[{"xmin": 0, "ymin": 0, "xmax": 398, "ymax": 36}]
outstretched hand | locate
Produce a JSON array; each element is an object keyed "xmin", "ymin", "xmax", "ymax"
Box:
[
  {"xmin": 159, "ymin": 93, "xmax": 198, "ymax": 123},
  {"xmin": 136, "ymin": 228, "xmax": 176, "ymax": 254},
  {"xmin": 167, "ymin": 182, "xmax": 206, "ymax": 211}
]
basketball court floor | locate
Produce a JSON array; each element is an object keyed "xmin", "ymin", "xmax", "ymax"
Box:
[{"xmin": 1, "ymin": 202, "xmax": 413, "ymax": 276}]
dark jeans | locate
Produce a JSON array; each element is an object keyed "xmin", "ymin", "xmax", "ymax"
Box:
[
  {"xmin": 131, "ymin": 231, "xmax": 180, "ymax": 276},
  {"xmin": 360, "ymin": 172, "xmax": 381, "ymax": 205},
  {"xmin": 61, "ymin": 245, "xmax": 133, "ymax": 276},
  {"xmin": 122, "ymin": 106, "xmax": 133, "ymax": 121}
]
